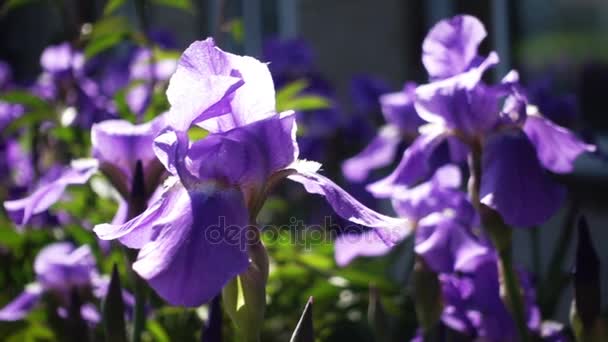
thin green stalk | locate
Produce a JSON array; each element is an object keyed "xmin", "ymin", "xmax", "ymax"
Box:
[{"xmin": 498, "ymin": 247, "xmax": 529, "ymax": 342}]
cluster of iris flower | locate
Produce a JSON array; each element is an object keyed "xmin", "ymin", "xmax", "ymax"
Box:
[{"xmin": 0, "ymin": 13, "xmax": 599, "ymax": 342}]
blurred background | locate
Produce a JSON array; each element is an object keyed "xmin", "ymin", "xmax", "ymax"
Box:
[{"xmin": 1, "ymin": 0, "xmax": 608, "ymax": 341}]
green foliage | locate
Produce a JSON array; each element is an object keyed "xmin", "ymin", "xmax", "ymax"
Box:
[{"xmin": 276, "ymin": 80, "xmax": 331, "ymax": 112}]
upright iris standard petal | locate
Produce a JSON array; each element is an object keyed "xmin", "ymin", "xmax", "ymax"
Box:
[
  {"xmin": 342, "ymin": 125, "xmax": 401, "ymax": 182},
  {"xmin": 200, "ymin": 51, "xmax": 277, "ymax": 132},
  {"xmin": 166, "ymin": 38, "xmax": 244, "ymax": 131},
  {"xmin": 3, "ymin": 159, "xmax": 99, "ymax": 226},
  {"xmin": 415, "ymin": 53, "xmax": 501, "ymax": 136},
  {"xmin": 480, "ymin": 131, "xmax": 566, "ymax": 227},
  {"xmin": 131, "ymin": 183, "xmax": 250, "ymax": 306},
  {"xmin": 523, "ymin": 115, "xmax": 595, "ymax": 173},
  {"xmin": 367, "ymin": 127, "xmax": 446, "ymax": 197},
  {"xmin": 422, "ymin": 15, "xmax": 487, "ymax": 79},
  {"xmin": 0, "ymin": 284, "xmax": 43, "ymax": 321},
  {"xmin": 167, "ymin": 38, "xmax": 277, "ymax": 133},
  {"xmin": 91, "ymin": 114, "xmax": 168, "ymax": 196},
  {"xmin": 288, "ymin": 164, "xmax": 411, "ymax": 246}
]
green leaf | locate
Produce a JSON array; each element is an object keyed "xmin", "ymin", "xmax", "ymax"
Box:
[
  {"xmin": 0, "ymin": 91, "xmax": 49, "ymax": 109},
  {"xmin": 279, "ymin": 95, "xmax": 331, "ymax": 112},
  {"xmin": 276, "ymin": 80, "xmax": 309, "ymax": 107},
  {"xmin": 151, "ymin": 0, "xmax": 193, "ymax": 11},
  {"xmin": 187, "ymin": 126, "xmax": 209, "ymax": 141},
  {"xmin": 102, "ymin": 264, "xmax": 128, "ymax": 342},
  {"xmin": 103, "ymin": 0, "xmax": 127, "ymax": 16},
  {"xmin": 146, "ymin": 320, "xmax": 171, "ymax": 342},
  {"xmin": 223, "ymin": 241, "xmax": 268, "ymax": 342},
  {"xmin": 85, "ymin": 16, "xmax": 132, "ymax": 58},
  {"xmin": 290, "ymin": 297, "xmax": 314, "ymax": 342},
  {"xmin": 227, "ymin": 18, "xmax": 245, "ymax": 43}
]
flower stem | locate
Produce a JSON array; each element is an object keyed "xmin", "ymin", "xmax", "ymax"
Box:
[
  {"xmin": 468, "ymin": 141, "xmax": 529, "ymax": 342},
  {"xmin": 497, "ymin": 241, "xmax": 530, "ymax": 342}
]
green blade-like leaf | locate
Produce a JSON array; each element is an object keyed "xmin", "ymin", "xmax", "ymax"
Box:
[
  {"xmin": 103, "ymin": 0, "xmax": 127, "ymax": 16},
  {"xmin": 276, "ymin": 80, "xmax": 309, "ymax": 107},
  {"xmin": 278, "ymin": 95, "xmax": 331, "ymax": 112},
  {"xmin": 102, "ymin": 264, "xmax": 128, "ymax": 342},
  {"xmin": 290, "ymin": 297, "xmax": 314, "ymax": 342},
  {"xmin": 150, "ymin": 0, "xmax": 193, "ymax": 11}
]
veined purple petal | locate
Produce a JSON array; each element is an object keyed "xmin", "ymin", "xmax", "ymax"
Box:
[
  {"xmin": 94, "ymin": 183, "xmax": 173, "ymax": 249},
  {"xmin": 132, "ymin": 183, "xmax": 250, "ymax": 306},
  {"xmin": 187, "ymin": 113, "xmax": 298, "ymax": 187},
  {"xmin": 0, "ymin": 284, "xmax": 43, "ymax": 321},
  {"xmin": 3, "ymin": 159, "xmax": 99, "ymax": 226},
  {"xmin": 523, "ymin": 115, "xmax": 595, "ymax": 173},
  {"xmin": 166, "ymin": 38, "xmax": 244, "ymax": 131},
  {"xmin": 334, "ymin": 229, "xmax": 393, "ymax": 267},
  {"xmin": 198, "ymin": 51, "xmax": 277, "ymax": 132},
  {"xmin": 480, "ymin": 131, "xmax": 566, "ymax": 227},
  {"xmin": 422, "ymin": 15, "xmax": 487, "ymax": 79},
  {"xmin": 288, "ymin": 163, "xmax": 411, "ymax": 246},
  {"xmin": 342, "ymin": 125, "xmax": 401, "ymax": 182},
  {"xmin": 367, "ymin": 127, "xmax": 446, "ymax": 197}
]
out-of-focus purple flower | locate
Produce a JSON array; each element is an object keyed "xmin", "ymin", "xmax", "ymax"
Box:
[
  {"xmin": 0, "ymin": 101, "xmax": 24, "ymax": 131},
  {"xmin": 4, "ymin": 160, "xmax": 99, "ymax": 227},
  {"xmin": 342, "ymin": 82, "xmax": 424, "ymax": 182},
  {"xmin": 40, "ymin": 43, "xmax": 84, "ymax": 77},
  {"xmin": 91, "ymin": 114, "xmax": 167, "ymax": 198},
  {"xmin": 263, "ymin": 38, "xmax": 315, "ymax": 79},
  {"xmin": 3, "ymin": 114, "xmax": 167, "ymax": 227},
  {"xmin": 526, "ymin": 77, "xmax": 579, "ymax": 128},
  {"xmin": 438, "ymin": 256, "xmax": 541, "ymax": 341},
  {"xmin": 350, "ymin": 75, "xmax": 391, "ymax": 114},
  {"xmin": 335, "ymin": 165, "xmax": 465, "ymax": 266},
  {"xmin": 0, "ymin": 60, "xmax": 12, "ymax": 89},
  {"xmin": 94, "ymin": 38, "xmax": 409, "ymax": 307},
  {"xmin": 422, "ymin": 15, "xmax": 487, "ymax": 80},
  {"xmin": 0, "ymin": 242, "xmax": 131, "ymax": 323},
  {"xmin": 367, "ymin": 15, "xmax": 595, "ymax": 227}
]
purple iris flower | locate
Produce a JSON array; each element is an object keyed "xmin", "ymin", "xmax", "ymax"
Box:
[
  {"xmin": 93, "ymin": 38, "xmax": 409, "ymax": 307},
  {"xmin": 335, "ymin": 164, "xmax": 464, "ymax": 266},
  {"xmin": 366, "ymin": 15, "xmax": 595, "ymax": 227},
  {"xmin": 438, "ymin": 257, "xmax": 541, "ymax": 341},
  {"xmin": 342, "ymin": 82, "xmax": 425, "ymax": 182},
  {"xmin": 0, "ymin": 242, "xmax": 132, "ymax": 323},
  {"xmin": 3, "ymin": 114, "xmax": 167, "ymax": 227},
  {"xmin": 392, "ymin": 168, "xmax": 543, "ymax": 340}
]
